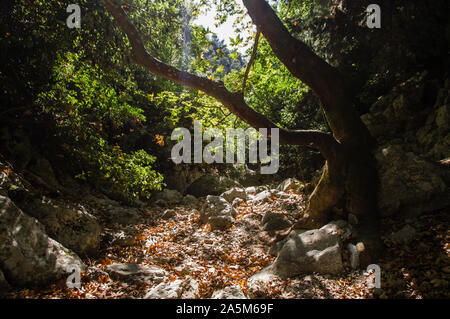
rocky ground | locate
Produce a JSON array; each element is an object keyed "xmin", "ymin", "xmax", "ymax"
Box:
[{"xmin": 2, "ymin": 178, "xmax": 448, "ymax": 299}]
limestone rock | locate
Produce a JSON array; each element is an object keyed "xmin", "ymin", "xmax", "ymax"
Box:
[
  {"xmin": 201, "ymin": 196, "xmax": 237, "ymax": 230},
  {"xmin": 187, "ymin": 175, "xmax": 240, "ymax": 197},
  {"xmin": 106, "ymin": 263, "xmax": 167, "ymax": 284},
  {"xmin": 261, "ymin": 222, "xmax": 350, "ymax": 277},
  {"xmin": 277, "ymin": 178, "xmax": 300, "ymax": 192},
  {"xmin": 376, "ymin": 145, "xmax": 448, "ymax": 217},
  {"xmin": 211, "ymin": 285, "xmax": 247, "ymax": 299},
  {"xmin": 12, "ymin": 193, "xmax": 101, "ymax": 255},
  {"xmin": 220, "ymin": 187, "xmax": 247, "ymax": 204},
  {"xmin": 261, "ymin": 211, "xmax": 292, "ymax": 232},
  {"xmin": 0, "ymin": 195, "xmax": 85, "ymax": 287}
]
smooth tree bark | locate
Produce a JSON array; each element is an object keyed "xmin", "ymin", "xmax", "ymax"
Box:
[{"xmin": 99, "ymin": 0, "xmax": 381, "ymax": 261}]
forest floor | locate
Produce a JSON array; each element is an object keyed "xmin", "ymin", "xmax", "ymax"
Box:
[{"xmin": 5, "ymin": 188, "xmax": 450, "ymax": 299}]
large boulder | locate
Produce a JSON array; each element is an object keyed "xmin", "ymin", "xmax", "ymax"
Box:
[
  {"xmin": 376, "ymin": 145, "xmax": 449, "ymax": 217},
  {"xmin": 11, "ymin": 193, "xmax": 101, "ymax": 256},
  {"xmin": 201, "ymin": 196, "xmax": 237, "ymax": 230},
  {"xmin": 260, "ymin": 221, "xmax": 349, "ymax": 278},
  {"xmin": 0, "ymin": 195, "xmax": 85, "ymax": 287},
  {"xmin": 186, "ymin": 175, "xmax": 240, "ymax": 197}
]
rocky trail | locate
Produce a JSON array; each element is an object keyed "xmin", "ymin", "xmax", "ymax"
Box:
[{"xmin": 2, "ymin": 177, "xmax": 448, "ymax": 299}]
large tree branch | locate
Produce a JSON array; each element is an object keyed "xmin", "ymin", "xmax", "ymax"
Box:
[
  {"xmin": 99, "ymin": 0, "xmax": 341, "ymax": 160},
  {"xmin": 242, "ymin": 0, "xmax": 373, "ymax": 145}
]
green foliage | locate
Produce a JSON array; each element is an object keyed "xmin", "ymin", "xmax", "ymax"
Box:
[{"xmin": 36, "ymin": 52, "xmax": 163, "ymax": 199}]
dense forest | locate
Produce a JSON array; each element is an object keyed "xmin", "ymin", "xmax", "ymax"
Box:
[{"xmin": 0, "ymin": 0, "xmax": 449, "ymax": 300}]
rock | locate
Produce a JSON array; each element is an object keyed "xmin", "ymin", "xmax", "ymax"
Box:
[
  {"xmin": 106, "ymin": 263, "xmax": 166, "ymax": 284},
  {"xmin": 154, "ymin": 189, "xmax": 183, "ymax": 205},
  {"xmin": 261, "ymin": 222, "xmax": 349, "ymax": 277},
  {"xmin": 221, "ymin": 188, "xmax": 247, "ymax": 204},
  {"xmin": 182, "ymin": 195, "xmax": 198, "ymax": 207},
  {"xmin": 274, "ymin": 191, "xmax": 290, "ymax": 199},
  {"xmin": 144, "ymin": 277, "xmax": 198, "ymax": 299},
  {"xmin": 187, "ymin": 174, "xmax": 240, "ymax": 197},
  {"xmin": 277, "ymin": 178, "xmax": 300, "ymax": 192},
  {"xmin": 107, "ymin": 229, "xmax": 137, "ymax": 247},
  {"xmin": 211, "ymin": 285, "xmax": 247, "ymax": 299},
  {"xmin": 201, "ymin": 196, "xmax": 237, "ymax": 230},
  {"xmin": 145, "ymin": 280, "xmax": 184, "ymax": 299},
  {"xmin": 160, "ymin": 209, "xmax": 177, "ymax": 220},
  {"xmin": 376, "ymin": 145, "xmax": 449, "ymax": 217},
  {"xmin": 108, "ymin": 206, "xmax": 143, "ymax": 225},
  {"xmin": 0, "ymin": 195, "xmax": 85, "ymax": 287},
  {"xmin": 261, "ymin": 211, "xmax": 292, "ymax": 232},
  {"xmin": 389, "ymin": 225, "xmax": 416, "ymax": 244},
  {"xmin": 247, "ymin": 270, "xmax": 279, "ymax": 296},
  {"xmin": 245, "ymin": 186, "xmax": 257, "ymax": 194},
  {"xmin": 249, "ymin": 190, "xmax": 272, "ymax": 204},
  {"xmin": 12, "ymin": 194, "xmax": 101, "ymax": 256}
]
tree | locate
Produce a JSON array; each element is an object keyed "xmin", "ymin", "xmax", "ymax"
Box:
[{"xmin": 99, "ymin": 0, "xmax": 381, "ymax": 260}]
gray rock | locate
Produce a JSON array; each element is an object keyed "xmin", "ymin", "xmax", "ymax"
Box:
[
  {"xmin": 108, "ymin": 229, "xmax": 137, "ymax": 247},
  {"xmin": 187, "ymin": 175, "xmax": 240, "ymax": 197},
  {"xmin": 144, "ymin": 277, "xmax": 199, "ymax": 299},
  {"xmin": 221, "ymin": 188, "xmax": 247, "ymax": 204},
  {"xmin": 201, "ymin": 196, "xmax": 236, "ymax": 230},
  {"xmin": 261, "ymin": 211, "xmax": 292, "ymax": 232},
  {"xmin": 389, "ymin": 225, "xmax": 416, "ymax": 244},
  {"xmin": 145, "ymin": 280, "xmax": 184, "ymax": 299},
  {"xmin": 261, "ymin": 222, "xmax": 349, "ymax": 277},
  {"xmin": 249, "ymin": 190, "xmax": 272, "ymax": 204},
  {"xmin": 244, "ymin": 186, "xmax": 257, "ymax": 194},
  {"xmin": 154, "ymin": 189, "xmax": 183, "ymax": 205},
  {"xmin": 182, "ymin": 195, "xmax": 198, "ymax": 207},
  {"xmin": 160, "ymin": 209, "xmax": 177, "ymax": 220},
  {"xmin": 376, "ymin": 145, "xmax": 448, "ymax": 217},
  {"xmin": 0, "ymin": 195, "xmax": 85, "ymax": 287},
  {"xmin": 14, "ymin": 195, "xmax": 101, "ymax": 255},
  {"xmin": 108, "ymin": 206, "xmax": 143, "ymax": 225},
  {"xmin": 106, "ymin": 263, "xmax": 166, "ymax": 284},
  {"xmin": 211, "ymin": 285, "xmax": 247, "ymax": 299},
  {"xmin": 277, "ymin": 178, "xmax": 300, "ymax": 192}
]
